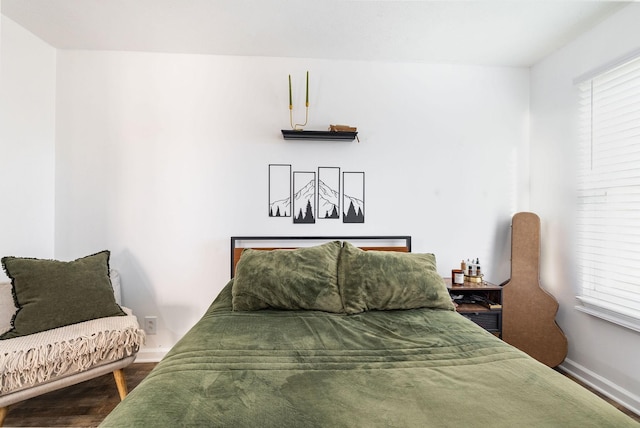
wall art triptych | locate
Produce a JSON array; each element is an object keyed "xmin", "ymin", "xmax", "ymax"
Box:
[{"xmin": 268, "ymin": 164, "xmax": 365, "ymax": 224}]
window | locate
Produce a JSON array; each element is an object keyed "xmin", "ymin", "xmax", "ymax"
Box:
[{"xmin": 575, "ymin": 53, "xmax": 640, "ymax": 332}]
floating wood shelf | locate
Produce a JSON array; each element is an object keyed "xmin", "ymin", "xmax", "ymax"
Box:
[{"xmin": 281, "ymin": 130, "xmax": 358, "ymax": 141}]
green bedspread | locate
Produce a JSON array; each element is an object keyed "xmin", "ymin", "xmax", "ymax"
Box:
[{"xmin": 101, "ymin": 282, "xmax": 638, "ymax": 427}]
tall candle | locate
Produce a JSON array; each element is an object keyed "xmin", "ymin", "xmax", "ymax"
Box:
[
  {"xmin": 288, "ymin": 75, "xmax": 292, "ymax": 108},
  {"xmin": 306, "ymin": 71, "xmax": 309, "ymax": 106}
]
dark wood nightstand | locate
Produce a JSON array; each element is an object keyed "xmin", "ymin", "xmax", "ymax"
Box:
[{"xmin": 445, "ymin": 278, "xmax": 503, "ymax": 337}]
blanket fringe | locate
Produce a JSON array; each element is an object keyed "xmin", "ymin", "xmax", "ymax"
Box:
[{"xmin": 1, "ymin": 327, "xmax": 145, "ymax": 394}]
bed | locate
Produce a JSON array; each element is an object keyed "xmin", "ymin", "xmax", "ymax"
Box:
[{"xmin": 100, "ymin": 236, "xmax": 638, "ymax": 427}]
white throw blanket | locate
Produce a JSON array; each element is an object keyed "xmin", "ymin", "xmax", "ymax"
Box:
[{"xmin": 0, "ymin": 311, "xmax": 145, "ymax": 394}]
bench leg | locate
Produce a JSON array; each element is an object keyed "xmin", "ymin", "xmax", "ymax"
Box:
[
  {"xmin": 113, "ymin": 368, "xmax": 128, "ymax": 400},
  {"xmin": 0, "ymin": 406, "xmax": 7, "ymax": 427}
]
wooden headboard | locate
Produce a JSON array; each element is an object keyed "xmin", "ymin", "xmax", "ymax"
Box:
[{"xmin": 230, "ymin": 236, "xmax": 411, "ymax": 278}]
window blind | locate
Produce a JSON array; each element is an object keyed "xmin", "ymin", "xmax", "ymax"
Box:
[{"xmin": 576, "ymin": 54, "xmax": 640, "ymax": 327}]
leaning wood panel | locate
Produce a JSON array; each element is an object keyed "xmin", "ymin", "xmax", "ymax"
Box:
[{"xmin": 502, "ymin": 212, "xmax": 568, "ymax": 367}]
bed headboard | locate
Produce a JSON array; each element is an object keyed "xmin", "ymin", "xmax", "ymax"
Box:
[{"xmin": 230, "ymin": 236, "xmax": 412, "ymax": 278}]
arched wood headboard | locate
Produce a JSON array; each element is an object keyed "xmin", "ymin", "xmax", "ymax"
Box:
[{"xmin": 230, "ymin": 236, "xmax": 412, "ymax": 278}]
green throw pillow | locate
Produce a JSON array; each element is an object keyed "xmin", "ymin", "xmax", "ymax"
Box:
[
  {"xmin": 0, "ymin": 251, "xmax": 125, "ymax": 340},
  {"xmin": 338, "ymin": 241, "xmax": 454, "ymax": 314},
  {"xmin": 232, "ymin": 241, "xmax": 344, "ymax": 313}
]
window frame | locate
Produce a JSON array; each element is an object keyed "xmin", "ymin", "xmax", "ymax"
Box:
[{"xmin": 574, "ymin": 50, "xmax": 640, "ymax": 332}]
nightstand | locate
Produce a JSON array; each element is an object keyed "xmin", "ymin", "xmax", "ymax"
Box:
[{"xmin": 445, "ymin": 278, "xmax": 503, "ymax": 337}]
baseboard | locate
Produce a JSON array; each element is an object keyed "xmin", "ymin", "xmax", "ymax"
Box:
[
  {"xmin": 135, "ymin": 347, "xmax": 170, "ymax": 363},
  {"xmin": 558, "ymin": 358, "xmax": 640, "ymax": 416}
]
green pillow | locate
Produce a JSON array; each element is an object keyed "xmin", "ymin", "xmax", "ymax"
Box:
[
  {"xmin": 232, "ymin": 241, "xmax": 344, "ymax": 313},
  {"xmin": 338, "ymin": 241, "xmax": 454, "ymax": 314},
  {"xmin": 0, "ymin": 251, "xmax": 125, "ymax": 340}
]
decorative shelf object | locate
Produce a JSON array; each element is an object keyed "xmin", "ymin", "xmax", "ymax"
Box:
[
  {"xmin": 281, "ymin": 130, "xmax": 358, "ymax": 141},
  {"xmin": 283, "ymin": 71, "xmax": 359, "ymax": 142}
]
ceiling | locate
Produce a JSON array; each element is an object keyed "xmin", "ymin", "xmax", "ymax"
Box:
[{"xmin": 1, "ymin": 0, "xmax": 629, "ymax": 67}]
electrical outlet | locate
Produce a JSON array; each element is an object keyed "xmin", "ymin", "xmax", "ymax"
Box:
[{"xmin": 144, "ymin": 316, "xmax": 157, "ymax": 335}]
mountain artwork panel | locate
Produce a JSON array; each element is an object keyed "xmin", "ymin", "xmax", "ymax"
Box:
[
  {"xmin": 343, "ymin": 172, "xmax": 365, "ymax": 223},
  {"xmin": 268, "ymin": 165, "xmax": 365, "ymax": 224},
  {"xmin": 293, "ymin": 171, "xmax": 316, "ymax": 224},
  {"xmin": 318, "ymin": 167, "xmax": 340, "ymax": 220}
]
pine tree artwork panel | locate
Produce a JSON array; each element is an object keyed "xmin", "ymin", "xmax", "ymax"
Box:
[
  {"xmin": 343, "ymin": 171, "xmax": 365, "ymax": 223},
  {"xmin": 318, "ymin": 167, "xmax": 341, "ymax": 220},
  {"xmin": 268, "ymin": 164, "xmax": 292, "ymax": 217},
  {"xmin": 293, "ymin": 171, "xmax": 317, "ymax": 224}
]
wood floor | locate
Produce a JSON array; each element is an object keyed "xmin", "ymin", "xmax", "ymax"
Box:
[
  {"xmin": 3, "ymin": 363, "xmax": 639, "ymax": 427},
  {"xmin": 2, "ymin": 363, "xmax": 155, "ymax": 427},
  {"xmin": 559, "ymin": 371, "xmax": 640, "ymax": 424}
]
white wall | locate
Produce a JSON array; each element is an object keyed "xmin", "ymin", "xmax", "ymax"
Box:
[
  {"xmin": 530, "ymin": 3, "xmax": 640, "ymax": 413},
  {"xmin": 54, "ymin": 51, "xmax": 529, "ymax": 357},
  {"xmin": 0, "ymin": 15, "xmax": 56, "ymax": 280}
]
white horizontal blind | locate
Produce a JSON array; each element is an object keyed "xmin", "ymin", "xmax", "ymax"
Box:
[{"xmin": 577, "ymin": 54, "xmax": 640, "ymax": 320}]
